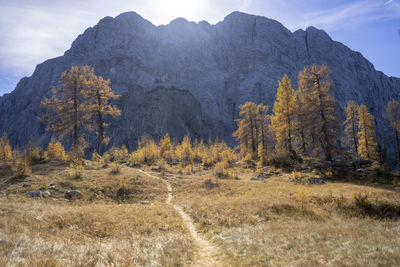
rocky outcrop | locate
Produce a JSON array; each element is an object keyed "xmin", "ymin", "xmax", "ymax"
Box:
[
  {"xmin": 0, "ymin": 11, "xmax": 399, "ymax": 150},
  {"xmin": 106, "ymin": 86, "xmax": 205, "ymax": 149}
]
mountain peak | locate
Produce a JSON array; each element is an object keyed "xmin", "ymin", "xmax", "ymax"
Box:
[
  {"xmin": 1, "ymin": 11, "xmax": 399, "ymax": 150},
  {"xmin": 114, "ymin": 11, "xmax": 154, "ymax": 28},
  {"xmin": 169, "ymin": 17, "xmax": 190, "ymax": 25},
  {"xmin": 115, "ymin": 11, "xmax": 145, "ymax": 22}
]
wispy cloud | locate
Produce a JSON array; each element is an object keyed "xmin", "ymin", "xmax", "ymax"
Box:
[{"xmin": 295, "ymin": 0, "xmax": 400, "ymax": 31}]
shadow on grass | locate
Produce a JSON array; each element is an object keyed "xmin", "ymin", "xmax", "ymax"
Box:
[{"xmin": 270, "ymin": 204, "xmax": 323, "ymax": 221}]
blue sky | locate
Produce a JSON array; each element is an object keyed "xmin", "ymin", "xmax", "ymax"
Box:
[{"xmin": 0, "ymin": 0, "xmax": 399, "ymax": 95}]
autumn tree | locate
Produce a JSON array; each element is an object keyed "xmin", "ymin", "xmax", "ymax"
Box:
[
  {"xmin": 83, "ymin": 70, "xmax": 121, "ymax": 154},
  {"xmin": 176, "ymin": 135, "xmax": 193, "ymax": 164},
  {"xmin": 343, "ymin": 101, "xmax": 359, "ymax": 155},
  {"xmin": 383, "ymin": 99, "xmax": 400, "ymax": 164},
  {"xmin": 256, "ymin": 103, "xmax": 270, "ymax": 163},
  {"xmin": 160, "ymin": 133, "xmax": 172, "ymax": 159},
  {"xmin": 293, "ymin": 90, "xmax": 308, "ymax": 155},
  {"xmin": 233, "ymin": 102, "xmax": 258, "ymax": 158},
  {"xmin": 24, "ymin": 136, "xmax": 45, "ymax": 164},
  {"xmin": 297, "ymin": 64, "xmax": 340, "ymax": 161},
  {"xmin": 233, "ymin": 102, "xmax": 270, "ymax": 160},
  {"xmin": 39, "ymin": 66, "xmax": 94, "ymax": 156},
  {"xmin": 0, "ymin": 133, "xmax": 12, "ymax": 162},
  {"xmin": 46, "ymin": 137, "xmax": 66, "ymax": 161},
  {"xmin": 357, "ymin": 104, "xmax": 378, "ymax": 160},
  {"xmin": 270, "ymin": 74, "xmax": 297, "ymax": 158}
]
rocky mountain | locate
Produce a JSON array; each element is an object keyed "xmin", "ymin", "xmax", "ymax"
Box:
[{"xmin": 0, "ymin": 11, "xmax": 399, "ymax": 150}]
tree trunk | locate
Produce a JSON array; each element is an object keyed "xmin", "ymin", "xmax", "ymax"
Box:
[
  {"xmin": 352, "ymin": 119, "xmax": 358, "ymax": 155},
  {"xmin": 316, "ymin": 76, "xmax": 332, "ymax": 161},
  {"xmin": 363, "ymin": 120, "xmax": 370, "ymax": 160},
  {"xmin": 73, "ymin": 82, "xmax": 79, "ymax": 150},
  {"xmin": 250, "ymin": 117, "xmax": 256, "ymax": 157},
  {"xmin": 395, "ymin": 129, "xmax": 400, "ymax": 165},
  {"xmin": 96, "ymin": 91, "xmax": 103, "ymax": 154}
]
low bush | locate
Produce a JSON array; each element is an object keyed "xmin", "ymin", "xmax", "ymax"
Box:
[
  {"xmin": 203, "ymin": 177, "xmax": 219, "ymax": 189},
  {"xmin": 110, "ymin": 163, "xmax": 121, "ymax": 175},
  {"xmin": 11, "ymin": 150, "xmax": 31, "ymax": 177}
]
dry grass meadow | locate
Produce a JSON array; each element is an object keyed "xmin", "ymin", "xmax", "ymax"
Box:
[
  {"xmin": 168, "ymin": 164, "xmax": 400, "ymax": 266},
  {"xmin": 1, "ymin": 159, "xmax": 400, "ymax": 266},
  {"xmin": 0, "ymin": 161, "xmax": 194, "ymax": 266}
]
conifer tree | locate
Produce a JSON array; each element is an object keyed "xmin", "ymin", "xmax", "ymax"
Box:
[
  {"xmin": 233, "ymin": 102, "xmax": 258, "ymax": 158},
  {"xmin": 293, "ymin": 90, "xmax": 308, "ymax": 155},
  {"xmin": 46, "ymin": 137, "xmax": 66, "ymax": 161},
  {"xmin": 297, "ymin": 64, "xmax": 340, "ymax": 161},
  {"xmin": 357, "ymin": 104, "xmax": 378, "ymax": 160},
  {"xmin": 343, "ymin": 101, "xmax": 359, "ymax": 155},
  {"xmin": 256, "ymin": 103, "xmax": 270, "ymax": 159},
  {"xmin": 0, "ymin": 132, "xmax": 12, "ymax": 162},
  {"xmin": 270, "ymin": 74, "xmax": 297, "ymax": 158},
  {"xmin": 39, "ymin": 66, "xmax": 93, "ymax": 154},
  {"xmin": 83, "ymin": 70, "xmax": 121, "ymax": 154},
  {"xmin": 383, "ymin": 99, "xmax": 400, "ymax": 164},
  {"xmin": 160, "ymin": 133, "xmax": 172, "ymax": 159}
]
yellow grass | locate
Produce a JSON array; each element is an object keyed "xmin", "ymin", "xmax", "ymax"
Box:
[
  {"xmin": 1, "ymin": 159, "xmax": 400, "ymax": 266},
  {"xmin": 168, "ymin": 166, "xmax": 400, "ymax": 266},
  {"xmin": 0, "ymin": 160, "xmax": 194, "ymax": 266},
  {"xmin": 0, "ymin": 201, "xmax": 194, "ymax": 266},
  {"xmin": 1, "ymin": 160, "xmax": 167, "ymax": 203}
]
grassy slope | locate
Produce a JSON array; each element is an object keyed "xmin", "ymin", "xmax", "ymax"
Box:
[
  {"xmin": 168, "ymin": 167, "xmax": 400, "ymax": 266},
  {"xmin": 1, "ymin": 160, "xmax": 400, "ymax": 266},
  {"xmin": 0, "ymin": 161, "xmax": 194, "ymax": 266}
]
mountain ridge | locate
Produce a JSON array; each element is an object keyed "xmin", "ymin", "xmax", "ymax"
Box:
[{"xmin": 1, "ymin": 11, "xmax": 399, "ymax": 150}]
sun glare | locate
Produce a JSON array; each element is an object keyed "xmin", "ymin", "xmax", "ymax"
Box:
[{"xmin": 154, "ymin": 0, "xmax": 205, "ymax": 22}]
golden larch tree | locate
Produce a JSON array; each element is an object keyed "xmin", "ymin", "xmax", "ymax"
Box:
[
  {"xmin": 39, "ymin": 66, "xmax": 93, "ymax": 154},
  {"xmin": 256, "ymin": 103, "xmax": 270, "ymax": 160},
  {"xmin": 160, "ymin": 133, "xmax": 172, "ymax": 159},
  {"xmin": 357, "ymin": 104, "xmax": 378, "ymax": 160},
  {"xmin": 233, "ymin": 102, "xmax": 258, "ymax": 158},
  {"xmin": 297, "ymin": 64, "xmax": 340, "ymax": 161},
  {"xmin": 46, "ymin": 137, "xmax": 66, "ymax": 161},
  {"xmin": 343, "ymin": 101, "xmax": 359, "ymax": 155},
  {"xmin": 383, "ymin": 99, "xmax": 400, "ymax": 164},
  {"xmin": 0, "ymin": 132, "xmax": 12, "ymax": 162},
  {"xmin": 270, "ymin": 74, "xmax": 297, "ymax": 158},
  {"xmin": 83, "ymin": 69, "xmax": 121, "ymax": 154},
  {"xmin": 293, "ymin": 90, "xmax": 309, "ymax": 155}
]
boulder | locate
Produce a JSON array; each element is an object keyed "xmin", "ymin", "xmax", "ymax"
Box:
[
  {"xmin": 309, "ymin": 178, "xmax": 325, "ymax": 184},
  {"xmin": 26, "ymin": 190, "xmax": 42, "ymax": 200},
  {"xmin": 64, "ymin": 190, "xmax": 81, "ymax": 200},
  {"xmin": 250, "ymin": 174, "xmax": 264, "ymax": 181}
]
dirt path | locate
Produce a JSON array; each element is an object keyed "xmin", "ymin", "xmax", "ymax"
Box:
[{"xmin": 138, "ymin": 170, "xmax": 224, "ymax": 266}]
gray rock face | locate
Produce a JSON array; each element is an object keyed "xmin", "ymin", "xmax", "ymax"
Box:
[
  {"xmin": 0, "ymin": 11, "xmax": 399, "ymax": 150},
  {"xmin": 107, "ymin": 85, "xmax": 204, "ymax": 149}
]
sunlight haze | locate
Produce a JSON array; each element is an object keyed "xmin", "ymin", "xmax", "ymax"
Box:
[{"xmin": 0, "ymin": 0, "xmax": 399, "ymax": 95}]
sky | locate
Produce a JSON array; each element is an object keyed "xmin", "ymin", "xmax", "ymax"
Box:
[{"xmin": 0, "ymin": 0, "xmax": 399, "ymax": 96}]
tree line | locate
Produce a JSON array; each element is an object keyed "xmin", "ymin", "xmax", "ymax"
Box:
[
  {"xmin": 1, "ymin": 64, "xmax": 399, "ymax": 171},
  {"xmin": 234, "ymin": 64, "xmax": 400, "ymax": 166}
]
